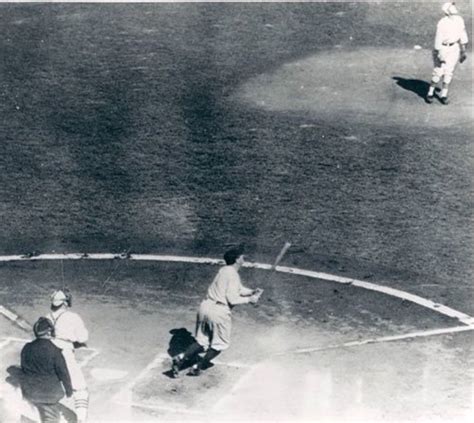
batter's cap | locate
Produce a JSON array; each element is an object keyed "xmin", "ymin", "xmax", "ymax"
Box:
[{"xmin": 51, "ymin": 289, "xmax": 68, "ymax": 306}]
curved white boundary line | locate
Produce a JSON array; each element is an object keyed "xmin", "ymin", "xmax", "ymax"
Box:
[
  {"xmin": 1, "ymin": 253, "xmax": 473, "ymax": 325},
  {"xmin": 276, "ymin": 325, "xmax": 474, "ymax": 356}
]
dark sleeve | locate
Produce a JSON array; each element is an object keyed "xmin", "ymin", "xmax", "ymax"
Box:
[
  {"xmin": 20, "ymin": 346, "xmax": 26, "ymax": 370},
  {"xmin": 54, "ymin": 348, "xmax": 73, "ymax": 397}
]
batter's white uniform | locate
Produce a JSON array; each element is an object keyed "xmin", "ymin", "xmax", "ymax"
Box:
[
  {"xmin": 195, "ymin": 265, "xmax": 253, "ymax": 351},
  {"xmin": 432, "ymin": 13, "xmax": 469, "ymax": 84}
]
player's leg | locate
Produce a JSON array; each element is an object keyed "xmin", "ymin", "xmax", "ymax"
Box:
[
  {"xmin": 171, "ymin": 341, "xmax": 205, "ymax": 376},
  {"xmin": 171, "ymin": 305, "xmax": 210, "ymax": 377},
  {"xmin": 426, "ymin": 51, "xmax": 444, "ymax": 102},
  {"xmin": 188, "ymin": 348, "xmax": 221, "ymax": 376},
  {"xmin": 61, "ymin": 350, "xmax": 88, "ymax": 423},
  {"xmin": 35, "ymin": 402, "xmax": 61, "ymax": 423},
  {"xmin": 426, "ymin": 49, "xmax": 443, "ymax": 101},
  {"xmin": 439, "ymin": 46, "xmax": 460, "ymax": 104},
  {"xmin": 188, "ymin": 309, "xmax": 231, "ymax": 376}
]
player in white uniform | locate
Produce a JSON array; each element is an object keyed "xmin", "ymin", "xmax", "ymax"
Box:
[
  {"xmin": 426, "ymin": 2, "xmax": 468, "ymax": 104},
  {"xmin": 47, "ymin": 290, "xmax": 89, "ymax": 423},
  {"xmin": 171, "ymin": 246, "xmax": 263, "ymax": 377}
]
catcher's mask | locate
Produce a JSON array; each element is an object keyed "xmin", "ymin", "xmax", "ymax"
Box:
[
  {"xmin": 51, "ymin": 289, "xmax": 72, "ymax": 307},
  {"xmin": 33, "ymin": 317, "xmax": 55, "ymax": 338},
  {"xmin": 442, "ymin": 2, "xmax": 458, "ymax": 15}
]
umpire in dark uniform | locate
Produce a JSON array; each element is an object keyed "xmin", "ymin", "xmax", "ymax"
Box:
[{"xmin": 20, "ymin": 317, "xmax": 73, "ymax": 423}]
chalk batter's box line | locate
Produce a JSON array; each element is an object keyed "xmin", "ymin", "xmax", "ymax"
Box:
[
  {"xmin": 0, "ymin": 252, "xmax": 472, "ymax": 325},
  {"xmin": 0, "ymin": 336, "xmax": 100, "ymax": 367},
  {"xmin": 112, "ymin": 352, "xmax": 253, "ymax": 415}
]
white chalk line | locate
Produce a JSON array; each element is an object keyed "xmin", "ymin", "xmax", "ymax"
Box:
[
  {"xmin": 112, "ymin": 352, "xmax": 167, "ymax": 405},
  {"xmin": 276, "ymin": 324, "xmax": 474, "ymax": 356},
  {"xmin": 1, "ymin": 252, "xmax": 472, "ymax": 325},
  {"xmin": 0, "ymin": 338, "xmax": 12, "ymax": 350},
  {"xmin": 212, "ymin": 324, "xmax": 474, "ymax": 413},
  {"xmin": 211, "ymin": 364, "xmax": 258, "ymax": 413},
  {"xmin": 0, "ymin": 336, "xmax": 100, "ymax": 368},
  {"xmin": 111, "ymin": 351, "xmax": 252, "ymax": 416},
  {"xmin": 2, "ymin": 253, "xmax": 474, "ymax": 417}
]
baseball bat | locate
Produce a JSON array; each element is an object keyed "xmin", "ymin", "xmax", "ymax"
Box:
[
  {"xmin": 272, "ymin": 242, "xmax": 292, "ymax": 270},
  {"xmin": 0, "ymin": 305, "xmax": 33, "ymax": 333}
]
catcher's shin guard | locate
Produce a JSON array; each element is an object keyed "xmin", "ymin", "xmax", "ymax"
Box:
[{"xmin": 74, "ymin": 389, "xmax": 89, "ymax": 422}]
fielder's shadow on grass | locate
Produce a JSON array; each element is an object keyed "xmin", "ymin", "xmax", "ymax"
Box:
[
  {"xmin": 392, "ymin": 77, "xmax": 430, "ymax": 99},
  {"xmin": 163, "ymin": 328, "xmax": 201, "ymax": 378}
]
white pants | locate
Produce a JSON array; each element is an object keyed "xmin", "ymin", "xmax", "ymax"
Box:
[
  {"xmin": 432, "ymin": 43, "xmax": 460, "ymax": 84},
  {"xmin": 195, "ymin": 299, "xmax": 232, "ymax": 351}
]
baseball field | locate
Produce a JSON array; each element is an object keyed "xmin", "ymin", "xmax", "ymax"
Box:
[{"xmin": 0, "ymin": 1, "xmax": 473, "ymax": 422}]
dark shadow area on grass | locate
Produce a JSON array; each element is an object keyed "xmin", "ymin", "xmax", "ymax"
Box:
[{"xmin": 392, "ymin": 77, "xmax": 430, "ymax": 99}]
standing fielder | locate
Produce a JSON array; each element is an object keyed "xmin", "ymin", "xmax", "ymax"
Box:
[
  {"xmin": 47, "ymin": 290, "xmax": 89, "ymax": 423},
  {"xmin": 171, "ymin": 245, "xmax": 263, "ymax": 377},
  {"xmin": 426, "ymin": 2, "xmax": 468, "ymax": 104}
]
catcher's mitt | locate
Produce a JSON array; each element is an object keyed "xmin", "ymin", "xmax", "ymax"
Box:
[{"xmin": 460, "ymin": 53, "xmax": 467, "ymax": 63}]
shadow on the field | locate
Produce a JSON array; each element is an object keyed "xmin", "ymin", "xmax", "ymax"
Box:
[
  {"xmin": 5, "ymin": 366, "xmax": 77, "ymax": 422},
  {"xmin": 162, "ymin": 328, "xmax": 199, "ymax": 378},
  {"xmin": 392, "ymin": 77, "xmax": 430, "ymax": 99},
  {"xmin": 167, "ymin": 328, "xmax": 196, "ymax": 357}
]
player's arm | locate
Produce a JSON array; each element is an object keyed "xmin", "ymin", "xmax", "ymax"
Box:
[
  {"xmin": 459, "ymin": 20, "xmax": 468, "ymax": 62},
  {"xmin": 239, "ymin": 285, "xmax": 254, "ymax": 296},
  {"xmin": 226, "ymin": 280, "xmax": 252, "ymax": 305},
  {"xmin": 73, "ymin": 314, "xmax": 89, "ymax": 345},
  {"xmin": 226, "ymin": 273, "xmax": 259, "ymax": 305},
  {"xmin": 228, "ymin": 280, "xmax": 263, "ymax": 306},
  {"xmin": 434, "ymin": 22, "xmax": 443, "ymax": 52}
]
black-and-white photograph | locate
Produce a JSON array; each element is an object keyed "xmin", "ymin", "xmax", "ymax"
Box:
[{"xmin": 0, "ymin": 1, "xmax": 472, "ymax": 422}]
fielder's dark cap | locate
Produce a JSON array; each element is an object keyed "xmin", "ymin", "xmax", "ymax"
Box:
[
  {"xmin": 33, "ymin": 317, "xmax": 54, "ymax": 338},
  {"xmin": 223, "ymin": 244, "xmax": 245, "ymax": 265}
]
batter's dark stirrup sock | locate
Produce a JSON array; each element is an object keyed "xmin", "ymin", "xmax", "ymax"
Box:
[
  {"xmin": 199, "ymin": 348, "xmax": 221, "ymax": 369},
  {"xmin": 183, "ymin": 342, "xmax": 204, "ymax": 362}
]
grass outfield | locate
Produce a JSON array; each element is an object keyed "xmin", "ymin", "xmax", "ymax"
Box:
[{"xmin": 0, "ymin": 1, "xmax": 472, "ymax": 311}]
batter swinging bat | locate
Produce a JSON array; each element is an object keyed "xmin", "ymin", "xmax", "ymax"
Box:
[{"xmin": 272, "ymin": 242, "xmax": 292, "ymax": 270}]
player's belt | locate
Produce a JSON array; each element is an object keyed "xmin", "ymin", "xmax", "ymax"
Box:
[
  {"xmin": 442, "ymin": 41, "xmax": 457, "ymax": 46},
  {"xmin": 206, "ymin": 297, "xmax": 228, "ymax": 307}
]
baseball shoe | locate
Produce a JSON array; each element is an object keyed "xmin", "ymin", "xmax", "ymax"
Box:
[
  {"xmin": 187, "ymin": 364, "xmax": 201, "ymax": 377},
  {"xmin": 425, "ymin": 95, "xmax": 434, "ymax": 104},
  {"xmin": 171, "ymin": 356, "xmax": 183, "ymax": 378},
  {"xmin": 440, "ymin": 96, "xmax": 449, "ymax": 105}
]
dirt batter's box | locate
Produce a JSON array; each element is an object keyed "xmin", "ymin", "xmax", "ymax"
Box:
[{"xmin": 124, "ymin": 354, "xmax": 248, "ymax": 413}]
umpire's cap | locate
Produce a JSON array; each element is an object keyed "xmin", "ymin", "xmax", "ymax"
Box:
[
  {"xmin": 33, "ymin": 317, "xmax": 54, "ymax": 338},
  {"xmin": 223, "ymin": 245, "xmax": 245, "ymax": 265}
]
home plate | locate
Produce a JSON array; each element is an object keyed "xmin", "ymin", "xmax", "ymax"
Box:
[{"xmin": 90, "ymin": 367, "xmax": 128, "ymax": 381}]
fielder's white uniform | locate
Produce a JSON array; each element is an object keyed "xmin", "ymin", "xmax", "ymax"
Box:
[
  {"xmin": 195, "ymin": 265, "xmax": 253, "ymax": 351},
  {"xmin": 48, "ymin": 308, "xmax": 89, "ymax": 421},
  {"xmin": 432, "ymin": 12, "xmax": 468, "ymax": 84}
]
